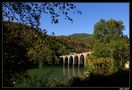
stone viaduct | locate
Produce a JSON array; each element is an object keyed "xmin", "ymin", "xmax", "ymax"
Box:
[{"xmin": 60, "ymin": 52, "xmax": 91, "ymax": 67}]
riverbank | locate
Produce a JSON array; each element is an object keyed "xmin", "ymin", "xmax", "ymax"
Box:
[{"xmin": 69, "ymin": 69, "xmax": 129, "ymax": 87}]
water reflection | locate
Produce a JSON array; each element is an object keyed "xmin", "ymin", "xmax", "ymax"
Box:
[
  {"xmin": 78, "ymin": 65, "xmax": 81, "ymax": 76},
  {"xmin": 63, "ymin": 65, "xmax": 82, "ymax": 80},
  {"xmin": 72, "ymin": 65, "xmax": 75, "ymax": 77},
  {"xmin": 15, "ymin": 65, "xmax": 86, "ymax": 87},
  {"xmin": 68, "ymin": 65, "xmax": 70, "ymax": 79},
  {"xmin": 63, "ymin": 64, "xmax": 65, "ymax": 76}
]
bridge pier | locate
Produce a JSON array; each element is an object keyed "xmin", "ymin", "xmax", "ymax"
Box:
[
  {"xmin": 67, "ymin": 56, "xmax": 70, "ymax": 65},
  {"xmin": 78, "ymin": 55, "xmax": 80, "ymax": 66},
  {"xmin": 72, "ymin": 55, "xmax": 75, "ymax": 65},
  {"xmin": 84, "ymin": 56, "xmax": 87, "ymax": 67}
]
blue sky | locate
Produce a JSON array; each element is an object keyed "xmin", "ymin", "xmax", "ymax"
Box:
[{"xmin": 40, "ymin": 3, "xmax": 129, "ymax": 37}]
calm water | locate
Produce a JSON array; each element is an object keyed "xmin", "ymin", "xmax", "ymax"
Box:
[{"xmin": 14, "ymin": 65, "xmax": 88, "ymax": 87}]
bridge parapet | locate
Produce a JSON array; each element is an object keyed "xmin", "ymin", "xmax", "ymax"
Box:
[{"xmin": 60, "ymin": 52, "xmax": 92, "ymax": 57}]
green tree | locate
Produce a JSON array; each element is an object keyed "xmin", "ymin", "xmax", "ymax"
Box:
[
  {"xmin": 93, "ymin": 19, "xmax": 125, "ymax": 43},
  {"xmin": 92, "ymin": 18, "xmax": 129, "ymax": 71}
]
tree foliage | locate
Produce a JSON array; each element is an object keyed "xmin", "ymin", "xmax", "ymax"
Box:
[
  {"xmin": 91, "ymin": 18, "xmax": 129, "ymax": 72},
  {"xmin": 3, "ymin": 2, "xmax": 82, "ymax": 30},
  {"xmin": 86, "ymin": 55, "xmax": 118, "ymax": 76},
  {"xmin": 93, "ymin": 19, "xmax": 125, "ymax": 43}
]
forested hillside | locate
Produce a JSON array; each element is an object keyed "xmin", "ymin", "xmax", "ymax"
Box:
[
  {"xmin": 69, "ymin": 33, "xmax": 91, "ymax": 38},
  {"xmin": 3, "ymin": 21, "xmax": 92, "ymax": 86},
  {"xmin": 68, "ymin": 33, "xmax": 93, "ymax": 50}
]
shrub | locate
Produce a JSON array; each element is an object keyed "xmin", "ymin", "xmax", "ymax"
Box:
[{"xmin": 86, "ymin": 55, "xmax": 118, "ymax": 76}]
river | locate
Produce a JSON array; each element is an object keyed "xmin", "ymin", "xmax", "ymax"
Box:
[{"xmin": 14, "ymin": 65, "xmax": 88, "ymax": 87}]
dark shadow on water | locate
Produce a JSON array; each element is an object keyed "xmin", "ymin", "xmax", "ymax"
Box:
[{"xmin": 69, "ymin": 70, "xmax": 129, "ymax": 87}]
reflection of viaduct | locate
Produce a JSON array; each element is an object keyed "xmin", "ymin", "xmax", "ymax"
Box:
[{"xmin": 60, "ymin": 52, "xmax": 91, "ymax": 67}]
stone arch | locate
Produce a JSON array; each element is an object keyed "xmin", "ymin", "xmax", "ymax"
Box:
[
  {"xmin": 65, "ymin": 57, "xmax": 68, "ymax": 65},
  {"xmin": 86, "ymin": 53, "xmax": 89, "ymax": 56},
  {"xmin": 80, "ymin": 54, "xmax": 84, "ymax": 66},
  {"xmin": 86, "ymin": 53, "xmax": 88, "ymax": 57},
  {"xmin": 74, "ymin": 55, "xmax": 78, "ymax": 66},
  {"xmin": 69, "ymin": 56, "xmax": 73, "ymax": 65}
]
